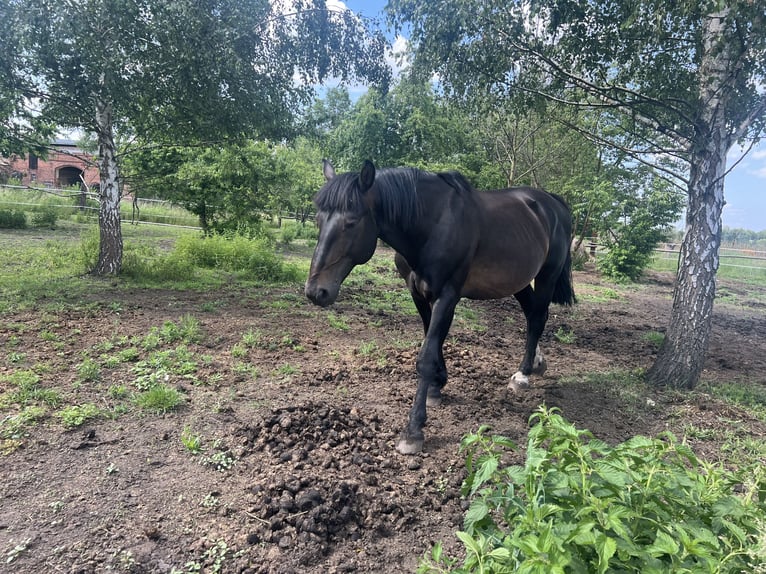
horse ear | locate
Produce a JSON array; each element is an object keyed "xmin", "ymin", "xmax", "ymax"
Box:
[
  {"xmin": 322, "ymin": 159, "xmax": 336, "ymax": 181},
  {"xmin": 359, "ymin": 160, "xmax": 375, "ymax": 192}
]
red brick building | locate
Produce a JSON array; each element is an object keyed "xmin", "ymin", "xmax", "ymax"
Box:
[{"xmin": 5, "ymin": 138, "xmax": 100, "ymax": 189}]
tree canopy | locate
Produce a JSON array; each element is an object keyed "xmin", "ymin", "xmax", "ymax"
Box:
[
  {"xmin": 1, "ymin": 0, "xmax": 389, "ymax": 273},
  {"xmin": 387, "ymin": 0, "xmax": 766, "ymax": 389}
]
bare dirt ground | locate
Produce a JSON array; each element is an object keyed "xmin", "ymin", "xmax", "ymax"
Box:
[{"xmin": 2, "ymin": 255, "xmax": 766, "ymax": 573}]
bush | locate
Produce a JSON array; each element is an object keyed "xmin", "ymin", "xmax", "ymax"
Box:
[
  {"xmin": 0, "ymin": 209, "xmax": 27, "ymax": 229},
  {"xmin": 31, "ymin": 207, "xmax": 58, "ymax": 228},
  {"xmin": 420, "ymin": 406, "xmax": 766, "ymax": 574}
]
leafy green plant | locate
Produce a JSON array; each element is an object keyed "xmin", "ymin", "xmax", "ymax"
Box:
[
  {"xmin": 59, "ymin": 403, "xmax": 102, "ymax": 428},
  {"xmin": 419, "ymin": 406, "xmax": 766, "ymax": 574},
  {"xmin": 181, "ymin": 426, "xmax": 203, "ymax": 454},
  {"xmin": 76, "ymin": 357, "xmax": 101, "ymax": 382},
  {"xmin": 554, "ymin": 327, "xmax": 576, "ymax": 344}
]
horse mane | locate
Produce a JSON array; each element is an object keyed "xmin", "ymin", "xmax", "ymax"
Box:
[{"xmin": 314, "ymin": 166, "xmax": 476, "ymax": 227}]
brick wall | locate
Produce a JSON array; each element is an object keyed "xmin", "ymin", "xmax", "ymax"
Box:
[{"xmin": 6, "ymin": 142, "xmax": 100, "ymax": 189}]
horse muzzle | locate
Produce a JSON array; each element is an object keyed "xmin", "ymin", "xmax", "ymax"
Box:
[{"xmin": 305, "ymin": 280, "xmax": 338, "ymax": 307}]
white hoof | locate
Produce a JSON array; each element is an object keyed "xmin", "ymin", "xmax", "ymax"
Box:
[
  {"xmin": 426, "ymin": 395, "xmax": 442, "ymax": 407},
  {"xmin": 532, "ymin": 345, "xmax": 546, "ymax": 375},
  {"xmin": 396, "ymin": 437, "xmax": 424, "ymax": 455},
  {"xmin": 509, "ymin": 371, "xmax": 530, "ymax": 392}
]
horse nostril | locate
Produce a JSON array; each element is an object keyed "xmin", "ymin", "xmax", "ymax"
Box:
[{"xmin": 306, "ymin": 285, "xmax": 330, "ymax": 306}]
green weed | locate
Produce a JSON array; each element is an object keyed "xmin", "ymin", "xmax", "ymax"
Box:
[
  {"xmin": 554, "ymin": 326, "xmax": 576, "ymax": 344},
  {"xmin": 419, "ymin": 406, "xmax": 766, "ymax": 574},
  {"xmin": 327, "ymin": 312, "xmax": 349, "ymax": 331},
  {"xmin": 181, "ymin": 426, "xmax": 203, "ymax": 454},
  {"xmin": 134, "ymin": 384, "xmax": 185, "ymax": 413},
  {"xmin": 76, "ymin": 357, "xmax": 101, "ymax": 382},
  {"xmin": 59, "ymin": 403, "xmax": 102, "ymax": 428}
]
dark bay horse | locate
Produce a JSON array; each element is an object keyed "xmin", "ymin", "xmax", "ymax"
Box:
[{"xmin": 305, "ymin": 160, "xmax": 575, "ymax": 454}]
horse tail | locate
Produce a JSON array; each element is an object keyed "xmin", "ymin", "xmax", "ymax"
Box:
[
  {"xmin": 551, "ymin": 193, "xmax": 576, "ymax": 306},
  {"xmin": 552, "ymin": 246, "xmax": 576, "ymax": 306}
]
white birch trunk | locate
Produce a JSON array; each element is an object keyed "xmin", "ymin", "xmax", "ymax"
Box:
[
  {"xmin": 93, "ymin": 98, "xmax": 123, "ymax": 275},
  {"xmin": 648, "ymin": 9, "xmax": 733, "ymax": 389}
]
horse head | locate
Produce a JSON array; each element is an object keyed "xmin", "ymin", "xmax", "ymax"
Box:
[{"xmin": 305, "ymin": 160, "xmax": 379, "ymax": 307}]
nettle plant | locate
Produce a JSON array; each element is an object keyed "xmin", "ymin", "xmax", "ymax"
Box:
[{"xmin": 420, "ymin": 407, "xmax": 766, "ymax": 574}]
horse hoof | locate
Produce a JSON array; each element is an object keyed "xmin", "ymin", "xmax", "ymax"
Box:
[
  {"xmin": 509, "ymin": 372, "xmax": 530, "ymax": 392},
  {"xmin": 426, "ymin": 394, "xmax": 442, "ymax": 407},
  {"xmin": 396, "ymin": 436, "xmax": 424, "ymax": 455},
  {"xmin": 532, "ymin": 357, "xmax": 547, "ymax": 376}
]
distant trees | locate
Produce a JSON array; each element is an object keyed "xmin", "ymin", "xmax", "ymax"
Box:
[
  {"xmin": 0, "ymin": 0, "xmax": 388, "ymax": 274},
  {"xmin": 388, "ymin": 0, "xmax": 766, "ymax": 389}
]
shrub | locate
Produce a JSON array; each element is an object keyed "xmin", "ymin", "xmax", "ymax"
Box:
[
  {"xmin": 31, "ymin": 207, "xmax": 58, "ymax": 228},
  {"xmin": 0, "ymin": 209, "xmax": 27, "ymax": 229},
  {"xmin": 419, "ymin": 406, "xmax": 766, "ymax": 574}
]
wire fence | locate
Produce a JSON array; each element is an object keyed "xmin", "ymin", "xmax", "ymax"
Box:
[
  {"xmin": 0, "ymin": 183, "xmax": 201, "ymax": 228},
  {"xmin": 581, "ymin": 237, "xmax": 766, "ymax": 279}
]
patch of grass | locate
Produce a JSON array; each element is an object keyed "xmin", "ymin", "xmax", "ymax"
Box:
[
  {"xmin": 133, "ymin": 384, "xmax": 185, "ymax": 413},
  {"xmin": 642, "ymin": 330, "xmax": 665, "ymax": 347},
  {"xmin": 59, "ymin": 403, "xmax": 102, "ymax": 428},
  {"xmin": 241, "ymin": 328, "xmax": 262, "ymax": 348},
  {"xmin": 181, "ymin": 426, "xmax": 203, "ymax": 454},
  {"xmin": 275, "ymin": 363, "xmax": 299, "ymax": 377},
  {"xmin": 577, "ymin": 285, "xmax": 625, "ymax": 303},
  {"xmin": 0, "ymin": 405, "xmax": 47, "ymax": 442},
  {"xmin": 554, "ymin": 326, "xmax": 576, "ymax": 344},
  {"xmin": 327, "ymin": 312, "xmax": 349, "ymax": 331},
  {"xmin": 1, "ymin": 370, "xmax": 62, "ymax": 408},
  {"xmin": 76, "ymin": 357, "xmax": 101, "ymax": 382},
  {"xmin": 454, "ymin": 304, "xmax": 486, "ymax": 333},
  {"xmin": 358, "ymin": 340, "xmax": 379, "ymax": 356},
  {"xmin": 697, "ymin": 380, "xmax": 766, "ymax": 420},
  {"xmin": 157, "ymin": 315, "xmax": 203, "ymax": 344}
]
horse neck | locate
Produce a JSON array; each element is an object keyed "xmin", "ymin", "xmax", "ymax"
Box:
[{"xmin": 375, "ymin": 188, "xmax": 440, "ymax": 266}]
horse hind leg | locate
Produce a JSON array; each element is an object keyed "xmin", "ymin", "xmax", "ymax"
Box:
[{"xmin": 510, "ymin": 285, "xmax": 550, "ymax": 391}]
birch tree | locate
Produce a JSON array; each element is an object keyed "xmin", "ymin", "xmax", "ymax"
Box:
[
  {"xmin": 389, "ymin": 0, "xmax": 766, "ymax": 389},
  {"xmin": 1, "ymin": 0, "xmax": 388, "ymax": 274}
]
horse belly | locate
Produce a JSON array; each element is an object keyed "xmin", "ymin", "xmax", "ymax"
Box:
[{"xmin": 461, "ymin": 263, "xmax": 537, "ymax": 300}]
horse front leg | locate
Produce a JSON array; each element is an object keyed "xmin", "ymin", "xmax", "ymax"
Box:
[
  {"xmin": 397, "ymin": 253, "xmax": 448, "ymax": 408},
  {"xmin": 396, "ymin": 290, "xmax": 458, "ymax": 454}
]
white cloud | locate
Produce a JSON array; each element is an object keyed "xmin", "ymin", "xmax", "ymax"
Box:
[{"xmin": 386, "ymin": 35, "xmax": 410, "ymax": 78}]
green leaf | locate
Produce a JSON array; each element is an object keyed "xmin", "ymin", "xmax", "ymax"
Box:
[
  {"xmin": 472, "ymin": 456, "xmax": 500, "ymax": 493},
  {"xmin": 648, "ymin": 530, "xmax": 679, "ymax": 557},
  {"xmin": 595, "ymin": 534, "xmax": 617, "ymax": 574},
  {"xmin": 456, "ymin": 531, "xmax": 482, "ymax": 556},
  {"xmin": 464, "ymin": 499, "xmax": 490, "ymax": 531}
]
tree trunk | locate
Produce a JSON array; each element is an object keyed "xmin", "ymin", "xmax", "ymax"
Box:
[
  {"xmin": 647, "ymin": 9, "xmax": 732, "ymax": 389},
  {"xmin": 92, "ymin": 98, "xmax": 123, "ymax": 276}
]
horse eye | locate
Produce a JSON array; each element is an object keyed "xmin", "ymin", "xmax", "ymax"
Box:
[{"xmin": 343, "ymin": 216, "xmax": 359, "ymax": 230}]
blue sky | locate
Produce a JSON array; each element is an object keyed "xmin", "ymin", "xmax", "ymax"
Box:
[{"xmin": 341, "ymin": 0, "xmax": 766, "ymax": 231}]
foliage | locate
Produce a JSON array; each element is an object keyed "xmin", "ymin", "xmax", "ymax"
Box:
[
  {"xmin": 59, "ymin": 403, "xmax": 102, "ymax": 428},
  {"xmin": 0, "ymin": 209, "xmax": 27, "ymax": 229},
  {"xmin": 2, "ymin": 0, "xmax": 389, "ymax": 274},
  {"xmin": 596, "ymin": 176, "xmax": 685, "ymax": 281},
  {"xmin": 419, "ymin": 407, "xmax": 766, "ymax": 574},
  {"xmin": 79, "ymin": 227, "xmax": 301, "ymax": 284}
]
